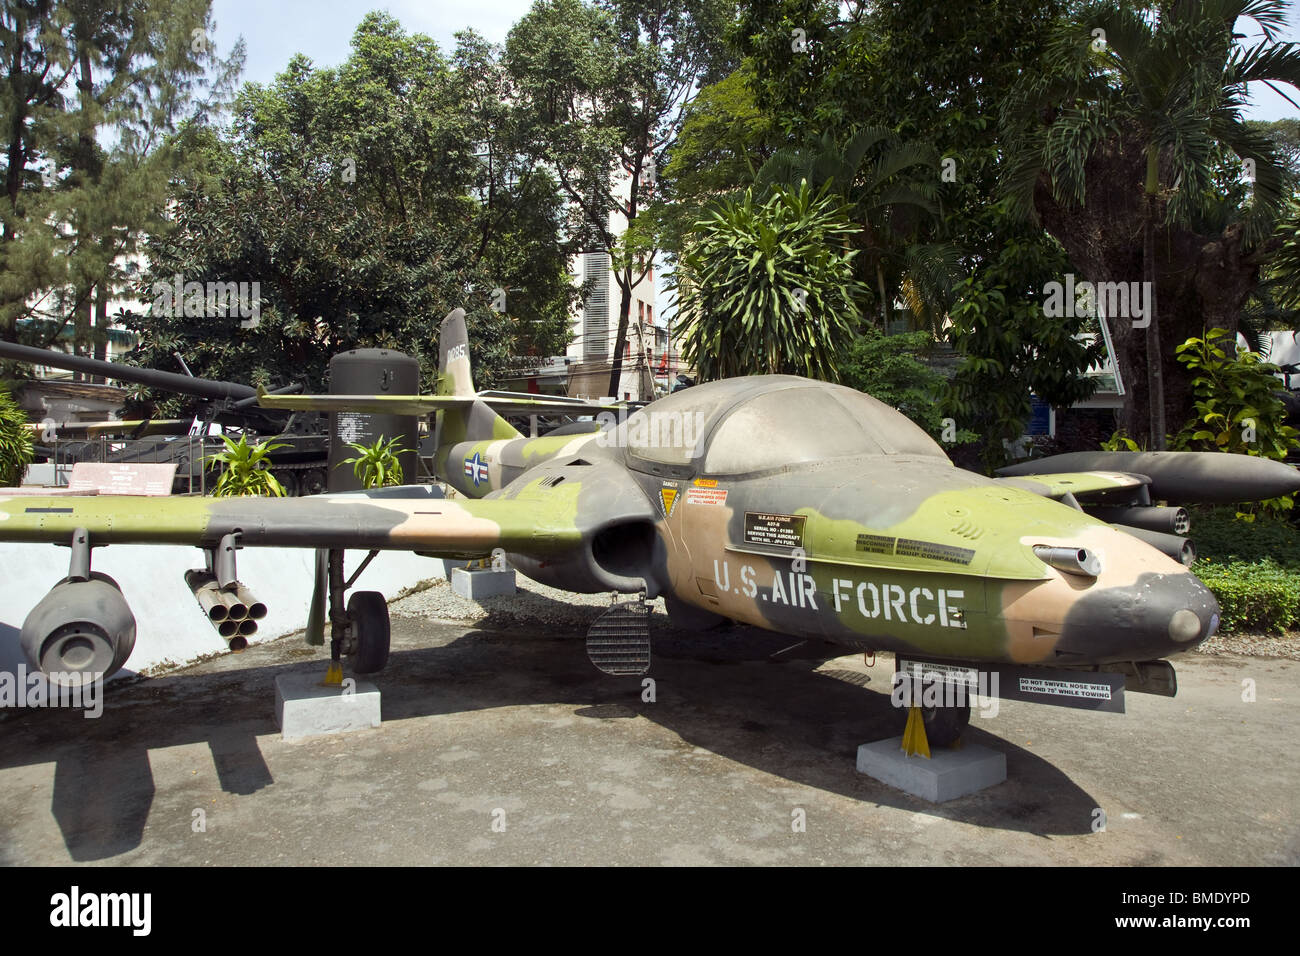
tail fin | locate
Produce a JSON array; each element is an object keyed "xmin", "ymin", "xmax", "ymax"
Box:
[
  {"xmin": 438, "ymin": 308, "xmax": 475, "ymax": 397},
  {"xmin": 435, "ymin": 309, "xmax": 522, "ymax": 452}
]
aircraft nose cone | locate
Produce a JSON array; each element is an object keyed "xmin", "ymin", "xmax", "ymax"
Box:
[
  {"xmin": 1159, "ymin": 572, "xmax": 1216, "ymax": 647},
  {"xmin": 1055, "ymin": 571, "xmax": 1219, "ymax": 662},
  {"xmin": 1169, "ymin": 607, "xmax": 1208, "ymax": 643}
]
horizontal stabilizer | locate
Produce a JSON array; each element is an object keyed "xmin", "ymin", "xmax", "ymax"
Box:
[{"xmin": 256, "ymin": 386, "xmax": 621, "ymax": 418}]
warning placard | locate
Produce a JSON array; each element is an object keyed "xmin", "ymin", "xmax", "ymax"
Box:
[
  {"xmin": 686, "ymin": 487, "xmax": 728, "ymax": 506},
  {"xmin": 744, "ymin": 512, "xmax": 806, "ymax": 550},
  {"xmin": 1018, "ymin": 677, "xmax": 1113, "ymax": 701}
]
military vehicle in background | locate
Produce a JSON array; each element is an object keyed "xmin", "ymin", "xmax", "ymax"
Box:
[{"xmin": 0, "ymin": 340, "xmax": 333, "ymax": 495}]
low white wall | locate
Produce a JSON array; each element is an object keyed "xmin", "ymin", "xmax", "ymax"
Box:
[{"xmin": 0, "ymin": 543, "xmax": 444, "ymax": 679}]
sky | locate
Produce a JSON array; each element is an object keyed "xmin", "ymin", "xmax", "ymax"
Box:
[
  {"xmin": 209, "ymin": 0, "xmax": 532, "ymax": 82},
  {"xmin": 211, "ymin": 0, "xmax": 1300, "ymax": 118}
]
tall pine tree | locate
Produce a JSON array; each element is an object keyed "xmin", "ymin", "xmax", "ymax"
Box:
[{"xmin": 0, "ymin": 0, "xmax": 242, "ymax": 375}]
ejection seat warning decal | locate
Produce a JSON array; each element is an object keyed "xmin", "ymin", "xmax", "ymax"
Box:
[
  {"xmin": 744, "ymin": 512, "xmax": 806, "ymax": 550},
  {"xmin": 686, "ymin": 487, "xmax": 728, "ymax": 506}
]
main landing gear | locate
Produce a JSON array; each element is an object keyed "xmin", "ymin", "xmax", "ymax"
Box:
[{"xmin": 313, "ymin": 549, "xmax": 391, "ymax": 685}]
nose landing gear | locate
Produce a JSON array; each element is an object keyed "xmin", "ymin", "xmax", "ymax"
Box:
[{"xmin": 897, "ymin": 653, "xmax": 972, "ymax": 755}]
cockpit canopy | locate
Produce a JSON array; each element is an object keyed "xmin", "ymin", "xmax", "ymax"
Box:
[{"xmin": 619, "ymin": 375, "xmax": 949, "ymax": 477}]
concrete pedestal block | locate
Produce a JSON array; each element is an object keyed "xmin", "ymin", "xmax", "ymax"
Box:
[
  {"xmin": 451, "ymin": 566, "xmax": 517, "ymax": 599},
  {"xmin": 275, "ymin": 672, "xmax": 381, "ymax": 741},
  {"xmin": 856, "ymin": 736, "xmax": 1006, "ymax": 802}
]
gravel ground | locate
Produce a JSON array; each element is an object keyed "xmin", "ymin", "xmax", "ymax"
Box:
[
  {"xmin": 390, "ymin": 573, "xmax": 668, "ymax": 634},
  {"xmin": 1197, "ymin": 630, "xmax": 1300, "ymax": 660}
]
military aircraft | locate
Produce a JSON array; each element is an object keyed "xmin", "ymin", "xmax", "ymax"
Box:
[{"xmin": 3, "ymin": 309, "xmax": 1297, "ymax": 747}]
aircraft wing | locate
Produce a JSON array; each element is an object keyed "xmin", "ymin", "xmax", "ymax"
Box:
[
  {"xmin": 256, "ymin": 387, "xmax": 620, "ymax": 418},
  {"xmin": 994, "ymin": 471, "xmax": 1148, "ymax": 501},
  {"xmin": 0, "ymin": 484, "xmax": 580, "ymax": 560},
  {"xmin": 997, "ymin": 451, "xmax": 1300, "ymax": 503}
]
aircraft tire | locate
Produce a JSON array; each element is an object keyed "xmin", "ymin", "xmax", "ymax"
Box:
[
  {"xmin": 921, "ymin": 702, "xmax": 970, "ymax": 747},
  {"xmin": 348, "ymin": 591, "xmax": 390, "ymax": 674}
]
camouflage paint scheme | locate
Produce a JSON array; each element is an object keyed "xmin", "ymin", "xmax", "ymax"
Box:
[{"xmin": 0, "ymin": 310, "xmax": 1226, "ymax": 670}]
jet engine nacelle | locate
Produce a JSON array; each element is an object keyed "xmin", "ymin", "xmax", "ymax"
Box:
[
  {"xmin": 20, "ymin": 573, "xmax": 136, "ymax": 686},
  {"xmin": 509, "ymin": 520, "xmax": 663, "ymax": 597}
]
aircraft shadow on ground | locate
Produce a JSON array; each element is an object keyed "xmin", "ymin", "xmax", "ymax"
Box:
[{"xmin": 0, "ymin": 595, "xmax": 1101, "ymax": 861}]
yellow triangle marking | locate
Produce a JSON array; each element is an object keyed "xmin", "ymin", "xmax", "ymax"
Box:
[{"xmin": 660, "ymin": 487, "xmax": 677, "ymax": 517}]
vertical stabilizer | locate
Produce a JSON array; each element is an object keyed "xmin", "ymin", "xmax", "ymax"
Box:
[
  {"xmin": 434, "ymin": 309, "xmax": 521, "ymax": 455},
  {"xmin": 438, "ymin": 308, "xmax": 475, "ymax": 397}
]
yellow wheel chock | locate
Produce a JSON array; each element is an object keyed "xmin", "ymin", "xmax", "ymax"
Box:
[{"xmin": 901, "ymin": 704, "xmax": 931, "ymax": 759}]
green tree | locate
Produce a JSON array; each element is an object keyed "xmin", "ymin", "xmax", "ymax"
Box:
[
  {"xmin": 120, "ymin": 17, "xmax": 575, "ymax": 413},
  {"xmin": 670, "ymin": 181, "xmax": 868, "ymax": 381},
  {"xmin": 755, "ymin": 126, "xmax": 962, "ymax": 331},
  {"xmin": 837, "ymin": 327, "xmax": 972, "ymax": 442},
  {"xmin": 1266, "ymin": 202, "xmax": 1300, "ymax": 313},
  {"xmin": 1001, "ymin": 0, "xmax": 1300, "ymax": 448},
  {"xmin": 734, "ymin": 0, "xmax": 1069, "ymax": 270},
  {"xmin": 656, "ymin": 63, "xmax": 778, "ymax": 260},
  {"xmin": 943, "ymin": 237, "xmax": 1103, "ymax": 471},
  {"xmin": 1246, "ymin": 118, "xmax": 1300, "ymax": 181},
  {"xmin": 506, "ymin": 0, "xmax": 734, "ymax": 397},
  {"xmin": 731, "ymin": 0, "xmax": 1097, "ymax": 446},
  {"xmin": 0, "ymin": 0, "xmax": 242, "ymax": 366}
]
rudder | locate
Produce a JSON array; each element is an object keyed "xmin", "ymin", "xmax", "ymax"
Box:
[{"xmin": 434, "ymin": 308, "xmax": 521, "ymax": 452}]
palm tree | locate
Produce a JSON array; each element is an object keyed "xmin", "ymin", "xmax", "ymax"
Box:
[
  {"xmin": 1002, "ymin": 0, "xmax": 1300, "ymax": 448},
  {"xmin": 755, "ymin": 127, "xmax": 963, "ymax": 332},
  {"xmin": 670, "ymin": 181, "xmax": 869, "ymax": 382}
]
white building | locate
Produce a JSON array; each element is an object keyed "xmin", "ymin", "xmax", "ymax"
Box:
[{"xmin": 561, "ymin": 165, "xmax": 683, "ymax": 402}]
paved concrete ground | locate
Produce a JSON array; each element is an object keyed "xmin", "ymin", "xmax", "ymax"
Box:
[{"xmin": 1, "ymin": 600, "xmax": 1296, "ymax": 865}]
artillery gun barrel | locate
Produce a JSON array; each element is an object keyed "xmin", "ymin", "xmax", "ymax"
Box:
[{"xmin": 0, "ymin": 340, "xmax": 258, "ymax": 404}]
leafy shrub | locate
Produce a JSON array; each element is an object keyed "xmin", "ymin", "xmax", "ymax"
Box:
[
  {"xmin": 1099, "ymin": 429, "xmax": 1142, "ymax": 451},
  {"xmin": 1191, "ymin": 505, "xmax": 1300, "ymax": 569},
  {"xmin": 1192, "ymin": 559, "xmax": 1300, "ymax": 634},
  {"xmin": 1188, "ymin": 506, "xmax": 1300, "ymax": 634},
  {"xmin": 205, "ymin": 435, "xmax": 287, "ymax": 497},
  {"xmin": 0, "ymin": 387, "xmax": 34, "ymax": 487},
  {"xmin": 338, "ymin": 436, "xmax": 406, "ymax": 488},
  {"xmin": 1172, "ymin": 329, "xmax": 1298, "ymax": 518}
]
